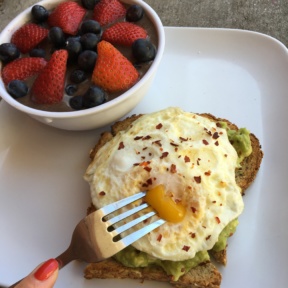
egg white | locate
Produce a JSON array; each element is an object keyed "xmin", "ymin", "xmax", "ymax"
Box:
[{"xmin": 84, "ymin": 107, "xmax": 244, "ymax": 261}]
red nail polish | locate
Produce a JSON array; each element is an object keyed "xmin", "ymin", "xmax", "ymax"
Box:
[{"xmin": 34, "ymin": 259, "xmax": 58, "ymax": 281}]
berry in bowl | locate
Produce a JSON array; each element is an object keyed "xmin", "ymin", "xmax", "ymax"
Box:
[{"xmin": 0, "ymin": 0, "xmax": 165, "ymax": 130}]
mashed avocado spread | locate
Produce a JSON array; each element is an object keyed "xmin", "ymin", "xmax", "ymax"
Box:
[
  {"xmin": 114, "ymin": 246, "xmax": 209, "ymax": 281},
  {"xmin": 114, "ymin": 123, "xmax": 250, "ymax": 281},
  {"xmin": 114, "ymin": 221, "xmax": 238, "ymax": 281},
  {"xmin": 220, "ymin": 122, "xmax": 252, "ymax": 164}
]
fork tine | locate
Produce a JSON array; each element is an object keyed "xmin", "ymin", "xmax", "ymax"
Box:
[
  {"xmin": 107, "ymin": 203, "xmax": 149, "ymax": 226},
  {"xmin": 119, "ymin": 219, "xmax": 166, "ymax": 247},
  {"xmin": 113, "ymin": 210, "xmax": 156, "ymax": 235},
  {"xmin": 100, "ymin": 192, "xmax": 146, "ymax": 216}
]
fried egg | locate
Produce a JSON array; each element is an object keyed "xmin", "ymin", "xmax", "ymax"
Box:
[{"xmin": 84, "ymin": 107, "xmax": 244, "ymax": 261}]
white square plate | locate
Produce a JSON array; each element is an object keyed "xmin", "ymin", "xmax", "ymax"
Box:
[{"xmin": 1, "ymin": 27, "xmax": 288, "ymax": 288}]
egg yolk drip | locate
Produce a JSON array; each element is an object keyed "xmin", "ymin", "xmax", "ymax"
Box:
[{"xmin": 145, "ymin": 185, "xmax": 186, "ymax": 223}]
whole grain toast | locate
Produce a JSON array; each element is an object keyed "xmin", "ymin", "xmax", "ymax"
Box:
[{"xmin": 85, "ymin": 112, "xmax": 263, "ymax": 287}]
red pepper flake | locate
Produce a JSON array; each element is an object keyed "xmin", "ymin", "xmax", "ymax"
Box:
[
  {"xmin": 216, "ymin": 122, "xmax": 222, "ymax": 128},
  {"xmin": 139, "ymin": 161, "xmax": 151, "ymax": 167},
  {"xmin": 202, "ymin": 139, "xmax": 209, "ymax": 145},
  {"xmin": 212, "ymin": 132, "xmax": 219, "ymax": 139},
  {"xmin": 179, "ymin": 137, "xmax": 188, "ymax": 142},
  {"xmin": 143, "ymin": 147, "xmax": 148, "ymax": 150},
  {"xmin": 204, "ymin": 170, "xmax": 211, "ymax": 176},
  {"xmin": 118, "ymin": 141, "xmax": 125, "ymax": 150},
  {"xmin": 189, "ymin": 232, "xmax": 196, "ymax": 238},
  {"xmin": 182, "ymin": 245, "xmax": 190, "ymax": 252},
  {"xmin": 149, "ymin": 153, "xmax": 152, "ymax": 156},
  {"xmin": 212, "ymin": 200, "xmax": 216, "ymax": 203},
  {"xmin": 141, "ymin": 156, "xmax": 146, "ymax": 160},
  {"xmin": 142, "ymin": 135, "xmax": 152, "ymax": 140},
  {"xmin": 133, "ymin": 163, "xmax": 140, "ymax": 166},
  {"xmin": 144, "ymin": 166, "xmax": 152, "ymax": 172},
  {"xmin": 220, "ymin": 203, "xmax": 223, "ymax": 206},
  {"xmin": 175, "ymin": 147, "xmax": 178, "ymax": 152},
  {"xmin": 224, "ymin": 154, "xmax": 228, "ymax": 157},
  {"xmin": 215, "ymin": 216, "xmax": 221, "ymax": 224},
  {"xmin": 156, "ymin": 123, "xmax": 163, "ymax": 129},
  {"xmin": 157, "ymin": 234, "xmax": 162, "ymax": 242},
  {"xmin": 146, "ymin": 178, "xmax": 153, "ymax": 185},
  {"xmin": 214, "ymin": 141, "xmax": 219, "ymax": 146},
  {"xmin": 99, "ymin": 191, "xmax": 106, "ymax": 196},
  {"xmin": 197, "ymin": 158, "xmax": 201, "ymax": 165},
  {"xmin": 206, "ymin": 235, "xmax": 211, "ymax": 241},
  {"xmin": 170, "ymin": 142, "xmax": 179, "ymax": 147},
  {"xmin": 170, "ymin": 164, "xmax": 177, "ymax": 173},
  {"xmin": 202, "ymin": 225, "xmax": 207, "ymax": 229},
  {"xmin": 191, "ymin": 207, "xmax": 197, "ymax": 213},
  {"xmin": 134, "ymin": 136, "xmax": 143, "ymax": 140},
  {"xmin": 160, "ymin": 152, "xmax": 169, "ymax": 159},
  {"xmin": 205, "ymin": 128, "xmax": 212, "ymax": 136},
  {"xmin": 194, "ymin": 176, "xmax": 201, "ymax": 183},
  {"xmin": 153, "ymin": 140, "xmax": 162, "ymax": 147},
  {"xmin": 184, "ymin": 155, "xmax": 190, "ymax": 163}
]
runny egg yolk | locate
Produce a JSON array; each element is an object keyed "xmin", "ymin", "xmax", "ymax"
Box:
[{"xmin": 144, "ymin": 185, "xmax": 186, "ymax": 223}]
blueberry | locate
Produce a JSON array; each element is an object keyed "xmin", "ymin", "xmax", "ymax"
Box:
[
  {"xmin": 132, "ymin": 39, "xmax": 156, "ymax": 63},
  {"xmin": 80, "ymin": 33, "xmax": 100, "ymax": 50},
  {"xmin": 83, "ymin": 85, "xmax": 107, "ymax": 108},
  {"xmin": 29, "ymin": 48, "xmax": 46, "ymax": 58},
  {"xmin": 77, "ymin": 50, "xmax": 97, "ymax": 71},
  {"xmin": 81, "ymin": 0, "xmax": 100, "ymax": 10},
  {"xmin": 80, "ymin": 20, "xmax": 102, "ymax": 35},
  {"xmin": 65, "ymin": 84, "xmax": 78, "ymax": 96},
  {"xmin": 69, "ymin": 95, "xmax": 83, "ymax": 110},
  {"xmin": 0, "ymin": 43, "xmax": 20, "ymax": 63},
  {"xmin": 126, "ymin": 5, "xmax": 144, "ymax": 22},
  {"xmin": 65, "ymin": 37, "xmax": 82, "ymax": 60},
  {"xmin": 7, "ymin": 80, "xmax": 28, "ymax": 99},
  {"xmin": 48, "ymin": 27, "xmax": 66, "ymax": 48},
  {"xmin": 70, "ymin": 69, "xmax": 87, "ymax": 83},
  {"xmin": 31, "ymin": 5, "xmax": 49, "ymax": 23}
]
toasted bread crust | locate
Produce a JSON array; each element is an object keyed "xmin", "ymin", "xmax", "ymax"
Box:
[
  {"xmin": 84, "ymin": 259, "xmax": 221, "ymax": 288},
  {"xmin": 86, "ymin": 111, "xmax": 263, "ymax": 287}
]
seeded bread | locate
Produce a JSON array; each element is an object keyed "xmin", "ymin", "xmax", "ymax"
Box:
[{"xmin": 85, "ymin": 112, "xmax": 263, "ymax": 287}]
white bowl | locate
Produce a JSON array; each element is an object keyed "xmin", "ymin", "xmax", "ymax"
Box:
[{"xmin": 0, "ymin": 0, "xmax": 165, "ymax": 130}]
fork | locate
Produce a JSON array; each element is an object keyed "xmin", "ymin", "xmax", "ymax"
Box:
[{"xmin": 9, "ymin": 192, "xmax": 165, "ymax": 287}]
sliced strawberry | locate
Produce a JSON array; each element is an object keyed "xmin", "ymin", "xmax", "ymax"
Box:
[
  {"xmin": 93, "ymin": 0, "xmax": 126, "ymax": 26},
  {"xmin": 31, "ymin": 49, "xmax": 68, "ymax": 104},
  {"xmin": 92, "ymin": 40, "xmax": 139, "ymax": 93},
  {"xmin": 11, "ymin": 23, "xmax": 48, "ymax": 54},
  {"xmin": 48, "ymin": 1, "xmax": 86, "ymax": 35},
  {"xmin": 1, "ymin": 57, "xmax": 47, "ymax": 85},
  {"xmin": 102, "ymin": 22, "xmax": 147, "ymax": 46}
]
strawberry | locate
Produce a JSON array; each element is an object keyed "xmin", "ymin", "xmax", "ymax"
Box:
[
  {"xmin": 1, "ymin": 57, "xmax": 47, "ymax": 85},
  {"xmin": 31, "ymin": 49, "xmax": 68, "ymax": 104},
  {"xmin": 102, "ymin": 22, "xmax": 147, "ymax": 46},
  {"xmin": 48, "ymin": 1, "xmax": 86, "ymax": 35},
  {"xmin": 92, "ymin": 40, "xmax": 139, "ymax": 92},
  {"xmin": 11, "ymin": 23, "xmax": 48, "ymax": 54},
  {"xmin": 93, "ymin": 0, "xmax": 126, "ymax": 26}
]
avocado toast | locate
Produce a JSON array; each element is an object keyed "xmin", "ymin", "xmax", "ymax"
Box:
[{"xmin": 83, "ymin": 108, "xmax": 263, "ymax": 288}]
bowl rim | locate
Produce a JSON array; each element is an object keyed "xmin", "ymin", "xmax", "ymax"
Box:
[{"xmin": 0, "ymin": 0, "xmax": 165, "ymax": 119}]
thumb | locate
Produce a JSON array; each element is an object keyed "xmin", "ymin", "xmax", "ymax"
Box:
[{"xmin": 16, "ymin": 259, "xmax": 59, "ymax": 288}]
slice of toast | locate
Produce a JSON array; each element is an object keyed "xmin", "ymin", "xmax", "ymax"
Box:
[
  {"xmin": 84, "ymin": 259, "xmax": 221, "ymax": 288},
  {"xmin": 85, "ymin": 112, "xmax": 263, "ymax": 287}
]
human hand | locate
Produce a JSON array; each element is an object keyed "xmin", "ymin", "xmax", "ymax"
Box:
[{"xmin": 14, "ymin": 259, "xmax": 59, "ymax": 288}]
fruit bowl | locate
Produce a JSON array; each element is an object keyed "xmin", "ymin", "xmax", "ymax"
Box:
[{"xmin": 0, "ymin": 0, "xmax": 165, "ymax": 130}]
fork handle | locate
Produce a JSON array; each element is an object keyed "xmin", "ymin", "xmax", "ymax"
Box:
[{"xmin": 55, "ymin": 245, "xmax": 76, "ymax": 269}]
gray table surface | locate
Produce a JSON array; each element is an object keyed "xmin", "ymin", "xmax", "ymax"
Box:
[{"xmin": 0, "ymin": 0, "xmax": 288, "ymax": 47}]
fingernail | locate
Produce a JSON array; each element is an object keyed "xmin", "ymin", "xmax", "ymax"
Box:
[{"xmin": 34, "ymin": 259, "xmax": 59, "ymax": 281}]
